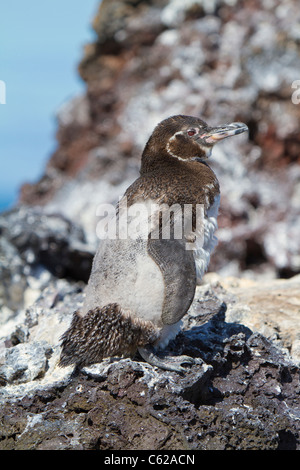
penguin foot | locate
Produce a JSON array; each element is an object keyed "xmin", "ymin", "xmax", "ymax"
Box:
[{"xmin": 138, "ymin": 345, "xmax": 194, "ymax": 373}]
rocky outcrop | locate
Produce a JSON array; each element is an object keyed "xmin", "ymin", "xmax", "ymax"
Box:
[
  {"xmin": 0, "ymin": 270, "xmax": 299, "ymax": 450},
  {"xmin": 206, "ymin": 273, "xmax": 300, "ymax": 363},
  {"xmin": 0, "ymin": 207, "xmax": 92, "ymax": 330}
]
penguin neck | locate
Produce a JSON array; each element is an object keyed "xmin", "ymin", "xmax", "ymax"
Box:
[
  {"xmin": 140, "ymin": 143, "xmax": 214, "ymax": 177},
  {"xmin": 140, "ymin": 147, "xmax": 177, "ymax": 175}
]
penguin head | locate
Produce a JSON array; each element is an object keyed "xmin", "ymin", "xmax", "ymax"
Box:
[{"xmin": 142, "ymin": 115, "xmax": 248, "ymax": 165}]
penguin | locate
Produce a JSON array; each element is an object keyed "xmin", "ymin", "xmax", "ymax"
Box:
[{"xmin": 59, "ymin": 115, "xmax": 248, "ymax": 372}]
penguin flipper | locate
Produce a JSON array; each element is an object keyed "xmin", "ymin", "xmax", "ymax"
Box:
[{"xmin": 147, "ymin": 238, "xmax": 196, "ymax": 325}]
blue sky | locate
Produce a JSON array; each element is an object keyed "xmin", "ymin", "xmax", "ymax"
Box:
[{"xmin": 0, "ymin": 0, "xmax": 99, "ymax": 211}]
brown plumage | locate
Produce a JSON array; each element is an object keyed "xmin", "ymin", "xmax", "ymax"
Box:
[{"xmin": 59, "ymin": 304, "xmax": 159, "ymax": 368}]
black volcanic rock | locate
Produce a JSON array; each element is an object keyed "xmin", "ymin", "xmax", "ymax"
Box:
[{"xmin": 0, "ymin": 283, "xmax": 299, "ymax": 450}]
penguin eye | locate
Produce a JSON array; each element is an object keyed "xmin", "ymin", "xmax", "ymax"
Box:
[{"xmin": 187, "ymin": 129, "xmax": 196, "ymax": 136}]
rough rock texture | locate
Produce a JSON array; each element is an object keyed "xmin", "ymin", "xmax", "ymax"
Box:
[
  {"xmin": 0, "ymin": 275, "xmax": 299, "ymax": 450},
  {"xmin": 0, "ymin": 207, "xmax": 92, "ymax": 331},
  {"xmin": 206, "ymin": 272, "xmax": 300, "ymax": 363},
  {"xmin": 1, "ymin": 0, "xmax": 300, "ymax": 451}
]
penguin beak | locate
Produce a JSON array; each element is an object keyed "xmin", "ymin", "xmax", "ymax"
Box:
[{"xmin": 201, "ymin": 122, "xmax": 248, "ymax": 144}]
